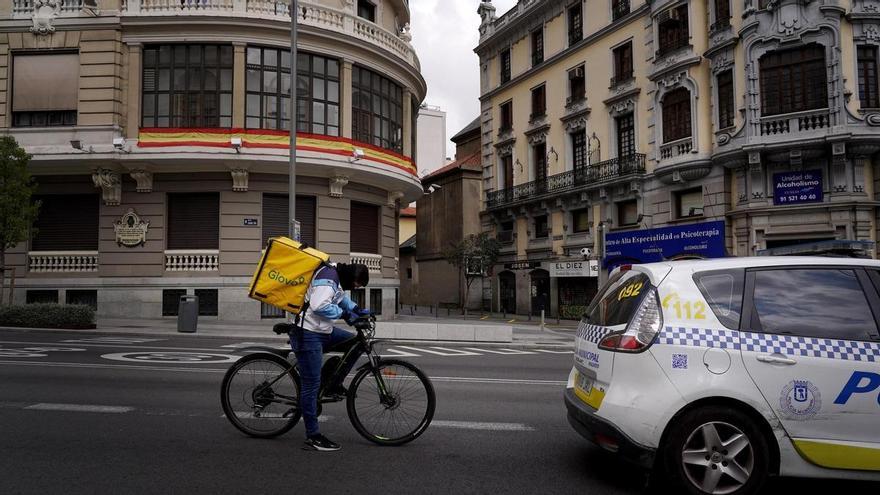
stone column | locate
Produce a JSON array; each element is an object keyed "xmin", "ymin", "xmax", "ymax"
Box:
[
  {"xmin": 125, "ymin": 43, "xmax": 142, "ymax": 139},
  {"xmin": 341, "ymin": 59, "xmax": 353, "ymax": 139},
  {"xmin": 232, "ymin": 42, "xmax": 246, "ymax": 128},
  {"xmin": 402, "ymin": 89, "xmax": 413, "ymax": 157}
]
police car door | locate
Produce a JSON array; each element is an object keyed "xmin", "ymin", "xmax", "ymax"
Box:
[{"xmin": 740, "ymin": 266, "xmax": 880, "ymax": 471}]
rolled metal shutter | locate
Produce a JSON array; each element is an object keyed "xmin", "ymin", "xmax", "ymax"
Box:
[
  {"xmin": 262, "ymin": 194, "xmax": 316, "ymax": 247},
  {"xmin": 31, "ymin": 194, "xmax": 99, "ymax": 251},
  {"xmin": 350, "ymin": 202, "xmax": 379, "ymax": 254},
  {"xmin": 167, "ymin": 193, "xmax": 220, "ymax": 250}
]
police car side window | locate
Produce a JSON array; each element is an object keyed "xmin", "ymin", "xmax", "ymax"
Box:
[
  {"xmin": 693, "ymin": 269, "xmax": 744, "ymax": 330},
  {"xmin": 752, "ymin": 269, "xmax": 878, "ymax": 341}
]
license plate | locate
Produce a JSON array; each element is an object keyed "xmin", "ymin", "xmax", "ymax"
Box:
[{"xmin": 575, "ymin": 372, "xmax": 594, "ymax": 395}]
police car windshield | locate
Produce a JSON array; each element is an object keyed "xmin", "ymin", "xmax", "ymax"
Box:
[{"xmin": 584, "ymin": 271, "xmax": 651, "ymax": 327}]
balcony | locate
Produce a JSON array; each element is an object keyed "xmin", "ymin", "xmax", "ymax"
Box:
[
  {"xmin": 118, "ymin": 0, "xmax": 418, "ymax": 68},
  {"xmin": 610, "ymin": 72, "xmax": 634, "ymax": 88},
  {"xmin": 486, "ymin": 154, "xmax": 646, "ymax": 210},
  {"xmin": 28, "ymin": 251, "xmax": 98, "ymax": 273},
  {"xmin": 756, "ymin": 108, "xmax": 831, "ymax": 137},
  {"xmin": 497, "ymin": 230, "xmax": 514, "ymax": 244},
  {"xmin": 350, "ymin": 252, "xmax": 382, "ymax": 275},
  {"xmin": 12, "ymin": 0, "xmax": 82, "ymax": 15},
  {"xmin": 710, "ymin": 16, "xmax": 731, "ymax": 33},
  {"xmin": 164, "ymin": 250, "xmax": 219, "ymax": 271},
  {"xmin": 659, "ymin": 136, "xmax": 693, "ymax": 160}
]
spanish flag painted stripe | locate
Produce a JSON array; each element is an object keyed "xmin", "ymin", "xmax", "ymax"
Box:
[
  {"xmin": 137, "ymin": 128, "xmax": 417, "ymax": 176},
  {"xmin": 792, "ymin": 438, "xmax": 880, "ymax": 471}
]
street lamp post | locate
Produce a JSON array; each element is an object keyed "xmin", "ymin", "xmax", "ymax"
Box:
[{"xmin": 288, "ymin": 0, "xmax": 298, "ymax": 240}]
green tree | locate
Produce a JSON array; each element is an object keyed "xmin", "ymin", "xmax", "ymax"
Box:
[
  {"xmin": 0, "ymin": 136, "xmax": 39, "ymax": 305},
  {"xmin": 443, "ymin": 232, "xmax": 501, "ymax": 311}
]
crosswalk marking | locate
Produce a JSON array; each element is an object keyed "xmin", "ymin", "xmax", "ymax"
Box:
[
  {"xmin": 463, "ymin": 347, "xmax": 536, "ymax": 355},
  {"xmin": 397, "ymin": 346, "xmax": 481, "ymax": 356},
  {"xmin": 25, "ymin": 403, "xmax": 133, "ymax": 413},
  {"xmin": 377, "ymin": 348, "xmax": 421, "ymax": 358}
]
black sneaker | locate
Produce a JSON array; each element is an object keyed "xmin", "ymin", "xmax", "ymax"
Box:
[
  {"xmin": 303, "ymin": 434, "xmax": 341, "ymax": 452},
  {"xmin": 324, "ymin": 385, "xmax": 348, "ymax": 401}
]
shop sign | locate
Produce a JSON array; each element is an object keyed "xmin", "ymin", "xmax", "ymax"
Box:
[
  {"xmin": 114, "ymin": 208, "xmax": 149, "ymax": 247},
  {"xmin": 604, "ymin": 220, "xmax": 725, "ymax": 268},
  {"xmin": 505, "ymin": 261, "xmax": 541, "ymax": 270},
  {"xmin": 773, "ymin": 169, "xmax": 823, "ymax": 205},
  {"xmin": 549, "ymin": 260, "xmax": 599, "ymax": 277}
]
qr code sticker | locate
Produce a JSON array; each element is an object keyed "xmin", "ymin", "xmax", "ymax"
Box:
[{"xmin": 672, "ymin": 353, "xmax": 688, "ymax": 369}]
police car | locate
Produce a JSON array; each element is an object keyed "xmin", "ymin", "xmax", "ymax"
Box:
[{"xmin": 564, "ymin": 257, "xmax": 880, "ymax": 494}]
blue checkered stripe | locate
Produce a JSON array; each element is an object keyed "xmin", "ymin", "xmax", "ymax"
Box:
[
  {"xmin": 740, "ymin": 333, "xmax": 879, "ymax": 363},
  {"xmin": 658, "ymin": 327, "xmax": 741, "ymax": 350},
  {"xmin": 657, "ymin": 326, "xmax": 880, "ymax": 363},
  {"xmin": 576, "ymin": 321, "xmax": 614, "ymax": 344}
]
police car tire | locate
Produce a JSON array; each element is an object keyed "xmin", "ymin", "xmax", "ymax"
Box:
[{"xmin": 662, "ymin": 406, "xmax": 770, "ymax": 495}]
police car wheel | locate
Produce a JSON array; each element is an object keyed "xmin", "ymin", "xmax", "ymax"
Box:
[{"xmin": 662, "ymin": 406, "xmax": 770, "ymax": 495}]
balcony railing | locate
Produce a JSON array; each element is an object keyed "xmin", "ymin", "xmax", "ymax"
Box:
[
  {"xmin": 28, "ymin": 251, "xmax": 98, "ymax": 273},
  {"xmin": 351, "ymin": 252, "xmax": 382, "ymax": 275},
  {"xmin": 486, "ymin": 154, "xmax": 646, "ymax": 210},
  {"xmin": 497, "ymin": 230, "xmax": 514, "ymax": 244},
  {"xmin": 610, "ymin": 72, "xmax": 634, "ymax": 88},
  {"xmin": 659, "ymin": 136, "xmax": 693, "ymax": 160},
  {"xmin": 13, "ymin": 0, "xmax": 82, "ymax": 15},
  {"xmin": 612, "ymin": 0, "xmax": 630, "ymax": 21},
  {"xmin": 710, "ymin": 16, "xmax": 731, "ymax": 33},
  {"xmin": 120, "ymin": 0, "xmax": 417, "ymax": 68},
  {"xmin": 164, "ymin": 250, "xmax": 219, "ymax": 271},
  {"xmin": 757, "ymin": 108, "xmax": 831, "ymax": 137}
]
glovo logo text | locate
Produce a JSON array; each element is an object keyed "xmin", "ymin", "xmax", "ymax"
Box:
[{"xmin": 268, "ymin": 269, "xmax": 306, "ymax": 287}]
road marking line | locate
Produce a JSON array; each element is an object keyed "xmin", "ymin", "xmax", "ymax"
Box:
[
  {"xmin": 24, "ymin": 403, "xmax": 133, "ymax": 413},
  {"xmin": 431, "ymin": 376, "xmax": 566, "ymax": 386},
  {"xmin": 431, "ymin": 420, "xmax": 535, "ymax": 431},
  {"xmin": 377, "ymin": 348, "xmax": 421, "ymax": 358},
  {"xmin": 0, "ymin": 340, "xmax": 251, "ymax": 353},
  {"xmin": 533, "ymin": 349, "xmax": 574, "ymax": 354},
  {"xmin": 397, "ymin": 346, "xmax": 480, "ymax": 356},
  {"xmin": 463, "ymin": 347, "xmax": 536, "ymax": 355}
]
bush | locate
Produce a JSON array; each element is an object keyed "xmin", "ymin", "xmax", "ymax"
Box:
[{"xmin": 0, "ymin": 303, "xmax": 96, "ymax": 329}]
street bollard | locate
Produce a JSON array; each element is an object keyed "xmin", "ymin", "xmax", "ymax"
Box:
[
  {"xmin": 435, "ymin": 305, "xmax": 438, "ymax": 318},
  {"xmin": 177, "ymin": 295, "xmax": 199, "ymax": 333},
  {"xmin": 540, "ymin": 309, "xmax": 545, "ymax": 332},
  {"xmin": 464, "ymin": 308, "xmax": 468, "ymax": 320}
]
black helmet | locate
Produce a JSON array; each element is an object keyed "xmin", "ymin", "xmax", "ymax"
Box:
[{"xmin": 337, "ymin": 263, "xmax": 370, "ymax": 291}]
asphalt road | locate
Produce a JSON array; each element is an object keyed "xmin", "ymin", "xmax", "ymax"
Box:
[{"xmin": 0, "ymin": 329, "xmax": 874, "ymax": 494}]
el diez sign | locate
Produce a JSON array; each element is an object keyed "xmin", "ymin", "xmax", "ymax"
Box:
[{"xmin": 549, "ymin": 260, "xmax": 599, "ymax": 277}]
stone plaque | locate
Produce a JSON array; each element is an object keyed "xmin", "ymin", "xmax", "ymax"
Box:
[{"xmin": 114, "ymin": 208, "xmax": 149, "ymax": 247}]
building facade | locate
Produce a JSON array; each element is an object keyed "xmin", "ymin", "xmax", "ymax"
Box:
[
  {"xmin": 476, "ymin": 0, "xmax": 880, "ymax": 318},
  {"xmin": 415, "ymin": 103, "xmax": 446, "ymax": 176},
  {"xmin": 2, "ymin": 0, "xmax": 425, "ymax": 320}
]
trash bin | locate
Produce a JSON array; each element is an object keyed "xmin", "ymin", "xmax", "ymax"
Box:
[{"xmin": 177, "ymin": 294, "xmax": 199, "ymax": 333}]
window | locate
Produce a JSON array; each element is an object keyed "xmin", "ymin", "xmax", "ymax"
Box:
[
  {"xmin": 352, "ymin": 66, "xmax": 403, "ymax": 153},
  {"xmin": 297, "ymin": 52, "xmax": 340, "ymax": 136},
  {"xmin": 752, "ymin": 269, "xmax": 878, "ymax": 340},
  {"xmin": 612, "ymin": 42, "xmax": 633, "ymax": 86},
  {"xmin": 351, "ymin": 288, "xmax": 366, "ymax": 308},
  {"xmin": 585, "ymin": 271, "xmax": 651, "ymax": 326},
  {"xmin": 531, "ymin": 84, "xmax": 546, "ymax": 120},
  {"xmin": 657, "ymin": 4, "xmax": 689, "ymax": 57},
  {"xmin": 675, "ymin": 187, "xmax": 703, "ymax": 218},
  {"xmin": 142, "ymin": 45, "xmax": 233, "ymax": 128},
  {"xmin": 167, "ymin": 193, "xmax": 219, "ymax": 250},
  {"xmin": 712, "ymin": 0, "xmax": 730, "ymax": 30},
  {"xmin": 693, "ymin": 269, "xmax": 744, "ymax": 330},
  {"xmin": 162, "ymin": 289, "xmax": 186, "ymax": 316},
  {"xmin": 262, "ymin": 194, "xmax": 317, "ymax": 247},
  {"xmin": 500, "ymin": 48, "xmax": 511, "ymax": 84},
  {"xmin": 568, "ymin": 65, "xmax": 586, "ymax": 103},
  {"xmin": 534, "ymin": 215, "xmax": 549, "ymax": 239},
  {"xmin": 499, "ymin": 100, "xmax": 513, "ymax": 131},
  {"xmin": 568, "ymin": 3, "xmax": 583, "ymax": 46},
  {"xmin": 571, "ymin": 130, "xmax": 587, "ymax": 169},
  {"xmin": 501, "ymin": 154, "xmax": 514, "ymax": 190},
  {"xmin": 531, "ymin": 28, "xmax": 544, "ymax": 66},
  {"xmin": 617, "ymin": 199, "xmax": 638, "ymax": 226},
  {"xmin": 66, "ymin": 290, "xmax": 97, "ymax": 310},
  {"xmin": 27, "ymin": 290, "xmax": 58, "ymax": 304},
  {"xmin": 12, "ymin": 53, "xmax": 78, "ymax": 128},
  {"xmin": 858, "ymin": 45, "xmax": 880, "ymax": 109},
  {"xmin": 195, "ymin": 289, "xmax": 218, "ymax": 316},
  {"xmin": 662, "ymin": 87, "xmax": 692, "ymax": 142},
  {"xmin": 717, "ymin": 70, "xmax": 735, "ymax": 129},
  {"xmin": 499, "ymin": 221, "xmax": 515, "ymax": 243},
  {"xmin": 357, "ymin": 0, "xmax": 375, "ymax": 22},
  {"xmin": 350, "ymin": 202, "xmax": 379, "ymax": 254},
  {"xmin": 533, "ymin": 142, "xmax": 547, "ymax": 184},
  {"xmin": 760, "ymin": 44, "xmax": 827, "ymax": 116},
  {"xmin": 32, "ymin": 194, "xmax": 99, "ymax": 251},
  {"xmin": 572, "ymin": 208, "xmax": 590, "ymax": 233},
  {"xmin": 370, "ymin": 288, "xmax": 383, "ymax": 315},
  {"xmin": 616, "ymin": 112, "xmax": 636, "ymax": 157},
  {"xmin": 612, "ymin": 0, "xmax": 630, "ymax": 21}
]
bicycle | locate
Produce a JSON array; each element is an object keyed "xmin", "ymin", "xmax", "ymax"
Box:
[{"xmin": 220, "ymin": 315, "xmax": 436, "ymax": 446}]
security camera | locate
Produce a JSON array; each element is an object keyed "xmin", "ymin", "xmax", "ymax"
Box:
[
  {"xmin": 352, "ymin": 148, "xmax": 366, "ymax": 160},
  {"xmin": 579, "ymin": 247, "xmax": 593, "ymax": 258},
  {"xmin": 429, "ymin": 183, "xmax": 442, "ymax": 190},
  {"xmin": 113, "ymin": 137, "xmax": 126, "ymax": 149},
  {"xmin": 230, "ymin": 137, "xmax": 242, "ymax": 152}
]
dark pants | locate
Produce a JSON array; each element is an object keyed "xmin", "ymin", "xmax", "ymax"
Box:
[{"xmin": 289, "ymin": 327, "xmax": 357, "ymax": 437}]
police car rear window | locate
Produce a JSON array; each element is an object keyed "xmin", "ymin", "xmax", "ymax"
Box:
[
  {"xmin": 584, "ymin": 272, "xmax": 651, "ymax": 327},
  {"xmin": 693, "ymin": 269, "xmax": 744, "ymax": 330}
]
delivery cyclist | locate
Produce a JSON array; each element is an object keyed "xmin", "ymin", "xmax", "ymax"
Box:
[{"xmin": 289, "ymin": 262, "xmax": 371, "ymax": 452}]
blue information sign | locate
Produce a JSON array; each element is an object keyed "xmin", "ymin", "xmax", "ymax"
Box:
[
  {"xmin": 773, "ymin": 170, "xmax": 823, "ymax": 205},
  {"xmin": 604, "ymin": 220, "xmax": 726, "ymax": 269}
]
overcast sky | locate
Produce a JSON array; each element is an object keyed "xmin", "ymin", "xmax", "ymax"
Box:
[{"xmin": 411, "ymin": 0, "xmax": 518, "ymax": 158}]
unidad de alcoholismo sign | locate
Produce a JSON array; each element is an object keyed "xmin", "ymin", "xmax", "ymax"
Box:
[
  {"xmin": 549, "ymin": 259, "xmax": 599, "ymax": 277},
  {"xmin": 773, "ymin": 169, "xmax": 823, "ymax": 205},
  {"xmin": 604, "ymin": 220, "xmax": 725, "ymax": 268}
]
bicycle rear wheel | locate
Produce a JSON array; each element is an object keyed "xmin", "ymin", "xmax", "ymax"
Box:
[
  {"xmin": 346, "ymin": 358, "xmax": 435, "ymax": 446},
  {"xmin": 220, "ymin": 352, "xmax": 301, "ymax": 438}
]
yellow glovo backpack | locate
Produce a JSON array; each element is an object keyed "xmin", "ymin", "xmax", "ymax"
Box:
[{"xmin": 248, "ymin": 237, "xmax": 330, "ymax": 314}]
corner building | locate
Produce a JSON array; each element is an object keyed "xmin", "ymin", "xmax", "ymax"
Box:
[
  {"xmin": 476, "ymin": 0, "xmax": 880, "ymax": 318},
  {"xmin": 2, "ymin": 0, "xmax": 424, "ymax": 320}
]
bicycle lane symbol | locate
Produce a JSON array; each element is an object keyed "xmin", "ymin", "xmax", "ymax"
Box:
[
  {"xmin": 0, "ymin": 347, "xmax": 87, "ymax": 358},
  {"xmin": 101, "ymin": 352, "xmax": 240, "ymax": 364}
]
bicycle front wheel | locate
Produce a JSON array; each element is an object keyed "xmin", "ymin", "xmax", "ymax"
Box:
[
  {"xmin": 220, "ymin": 352, "xmax": 301, "ymax": 438},
  {"xmin": 346, "ymin": 358, "xmax": 435, "ymax": 446}
]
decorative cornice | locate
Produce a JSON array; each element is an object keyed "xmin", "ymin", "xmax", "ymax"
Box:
[
  {"xmin": 92, "ymin": 168, "xmax": 121, "ymax": 206},
  {"xmin": 230, "ymin": 168, "xmax": 249, "ymax": 192},
  {"xmin": 129, "ymin": 169, "xmax": 153, "ymax": 193},
  {"xmin": 648, "ymin": 55, "xmax": 702, "ymax": 82},
  {"xmin": 603, "ymin": 87, "xmax": 641, "ymax": 107},
  {"xmin": 329, "ymin": 175, "xmax": 349, "ymax": 198}
]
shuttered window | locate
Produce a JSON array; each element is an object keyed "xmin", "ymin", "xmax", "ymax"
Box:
[
  {"xmin": 350, "ymin": 202, "xmax": 379, "ymax": 254},
  {"xmin": 759, "ymin": 44, "xmax": 827, "ymax": 116},
  {"xmin": 262, "ymin": 194, "xmax": 317, "ymax": 247},
  {"xmin": 167, "ymin": 193, "xmax": 219, "ymax": 250},
  {"xmin": 32, "ymin": 194, "xmax": 99, "ymax": 251}
]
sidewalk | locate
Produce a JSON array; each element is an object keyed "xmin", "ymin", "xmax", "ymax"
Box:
[{"xmin": 1, "ymin": 314, "xmax": 577, "ymax": 348}]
